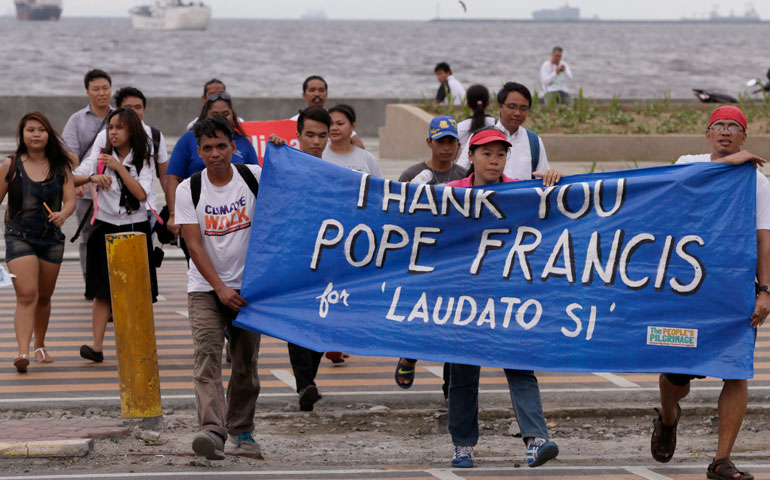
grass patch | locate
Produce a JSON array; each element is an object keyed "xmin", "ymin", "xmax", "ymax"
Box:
[{"xmin": 423, "ymin": 93, "xmax": 770, "ymax": 135}]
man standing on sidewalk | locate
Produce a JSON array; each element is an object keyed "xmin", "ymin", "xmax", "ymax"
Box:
[
  {"xmin": 540, "ymin": 46, "xmax": 573, "ymax": 105},
  {"xmin": 651, "ymin": 106, "xmax": 769, "ymax": 480},
  {"xmin": 269, "ymin": 106, "xmax": 333, "ymax": 411},
  {"xmin": 175, "ymin": 116, "xmax": 262, "ymax": 460},
  {"xmin": 61, "ymin": 69, "xmax": 114, "ymax": 292}
]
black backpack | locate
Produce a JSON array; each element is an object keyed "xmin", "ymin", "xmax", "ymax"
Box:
[{"xmin": 190, "ymin": 163, "xmax": 259, "ymax": 208}]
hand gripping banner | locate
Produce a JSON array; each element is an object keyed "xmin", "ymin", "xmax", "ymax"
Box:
[{"xmin": 235, "ymin": 144, "xmax": 758, "ymax": 379}]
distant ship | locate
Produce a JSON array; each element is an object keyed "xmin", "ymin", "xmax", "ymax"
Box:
[
  {"xmin": 15, "ymin": 0, "xmax": 62, "ymax": 21},
  {"xmin": 300, "ymin": 9, "xmax": 327, "ymax": 20},
  {"xmin": 532, "ymin": 3, "xmax": 580, "ymax": 21},
  {"xmin": 130, "ymin": 0, "xmax": 212, "ymax": 31},
  {"xmin": 708, "ymin": 5, "xmax": 761, "ymax": 22}
]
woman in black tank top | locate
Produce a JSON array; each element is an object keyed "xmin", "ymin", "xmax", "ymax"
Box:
[{"xmin": 0, "ymin": 112, "xmax": 76, "ymax": 372}]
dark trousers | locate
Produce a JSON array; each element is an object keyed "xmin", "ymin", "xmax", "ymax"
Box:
[{"xmin": 288, "ymin": 343, "xmax": 323, "ymax": 392}]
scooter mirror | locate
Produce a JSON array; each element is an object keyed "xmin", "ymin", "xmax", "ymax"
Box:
[{"xmin": 747, "ymin": 79, "xmax": 758, "ymax": 87}]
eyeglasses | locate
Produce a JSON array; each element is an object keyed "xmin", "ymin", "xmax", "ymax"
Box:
[
  {"xmin": 501, "ymin": 103, "xmax": 529, "ymax": 113},
  {"xmin": 708, "ymin": 122, "xmax": 744, "ymax": 133},
  {"xmin": 206, "ymin": 93, "xmax": 231, "ymax": 102}
]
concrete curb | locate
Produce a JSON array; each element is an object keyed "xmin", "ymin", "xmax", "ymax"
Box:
[{"xmin": 0, "ymin": 439, "xmax": 92, "ymax": 458}]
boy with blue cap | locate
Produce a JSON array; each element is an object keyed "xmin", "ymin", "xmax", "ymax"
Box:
[
  {"xmin": 393, "ymin": 115, "xmax": 467, "ymax": 408},
  {"xmin": 398, "ymin": 115, "xmax": 468, "ymax": 186}
]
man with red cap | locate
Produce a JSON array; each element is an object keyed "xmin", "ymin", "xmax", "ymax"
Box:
[{"xmin": 651, "ymin": 106, "xmax": 769, "ymax": 480}]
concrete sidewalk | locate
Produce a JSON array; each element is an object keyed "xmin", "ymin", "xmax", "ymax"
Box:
[{"xmin": 0, "ymin": 400, "xmax": 766, "ymax": 473}]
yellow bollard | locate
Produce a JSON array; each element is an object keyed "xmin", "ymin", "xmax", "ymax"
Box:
[{"xmin": 105, "ymin": 232, "xmax": 162, "ymax": 419}]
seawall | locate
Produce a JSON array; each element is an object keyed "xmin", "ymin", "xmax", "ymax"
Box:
[{"xmin": 0, "ymin": 96, "xmax": 422, "ymax": 138}]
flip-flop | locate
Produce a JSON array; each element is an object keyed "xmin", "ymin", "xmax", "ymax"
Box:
[
  {"xmin": 325, "ymin": 352, "xmax": 345, "ymax": 364},
  {"xmin": 34, "ymin": 347, "xmax": 54, "ymax": 364},
  {"xmin": 394, "ymin": 358, "xmax": 416, "ymax": 389},
  {"xmin": 13, "ymin": 354, "xmax": 29, "ymax": 373}
]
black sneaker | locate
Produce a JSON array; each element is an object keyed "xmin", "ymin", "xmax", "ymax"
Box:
[
  {"xmin": 298, "ymin": 385, "xmax": 320, "ymax": 411},
  {"xmin": 79, "ymin": 345, "xmax": 104, "ymax": 363}
]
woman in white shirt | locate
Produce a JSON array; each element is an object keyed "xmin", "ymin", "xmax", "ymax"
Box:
[
  {"xmin": 322, "ymin": 104, "xmax": 381, "ymax": 177},
  {"xmin": 73, "ymin": 108, "xmax": 156, "ymax": 362}
]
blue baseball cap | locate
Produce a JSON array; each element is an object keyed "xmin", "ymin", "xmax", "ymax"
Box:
[{"xmin": 428, "ymin": 115, "xmax": 459, "ymax": 140}]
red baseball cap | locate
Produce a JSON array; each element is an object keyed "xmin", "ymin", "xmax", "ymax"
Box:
[
  {"xmin": 469, "ymin": 127, "xmax": 512, "ymax": 148},
  {"xmin": 708, "ymin": 106, "xmax": 747, "ymax": 132}
]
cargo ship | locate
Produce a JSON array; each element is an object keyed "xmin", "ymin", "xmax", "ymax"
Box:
[
  {"xmin": 708, "ymin": 5, "xmax": 761, "ymax": 22},
  {"xmin": 130, "ymin": 0, "xmax": 211, "ymax": 31},
  {"xmin": 532, "ymin": 3, "xmax": 580, "ymax": 21},
  {"xmin": 15, "ymin": 0, "xmax": 62, "ymax": 21}
]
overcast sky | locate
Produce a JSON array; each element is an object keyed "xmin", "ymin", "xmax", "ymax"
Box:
[{"xmin": 3, "ymin": 0, "xmax": 768, "ymax": 20}]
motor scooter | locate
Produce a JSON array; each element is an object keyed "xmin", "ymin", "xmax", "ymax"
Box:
[
  {"xmin": 694, "ymin": 69, "xmax": 770, "ymax": 103},
  {"xmin": 746, "ymin": 68, "xmax": 770, "ymax": 94}
]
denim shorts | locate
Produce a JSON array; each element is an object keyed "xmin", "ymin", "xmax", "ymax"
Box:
[{"xmin": 4, "ymin": 224, "xmax": 65, "ymax": 264}]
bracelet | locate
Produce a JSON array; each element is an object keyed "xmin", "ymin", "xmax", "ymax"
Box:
[
  {"xmin": 169, "ymin": 211, "xmax": 175, "ymax": 216},
  {"xmin": 88, "ymin": 174, "xmax": 94, "ymax": 183}
]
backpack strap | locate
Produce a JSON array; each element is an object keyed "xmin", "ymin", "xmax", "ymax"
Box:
[
  {"xmin": 191, "ymin": 165, "xmax": 258, "ymax": 210},
  {"xmin": 233, "ymin": 163, "xmax": 259, "ymax": 199},
  {"xmin": 526, "ymin": 129, "xmax": 541, "ymax": 178},
  {"xmin": 150, "ymin": 126, "xmax": 161, "ymax": 178},
  {"xmin": 4, "ymin": 154, "xmax": 17, "ymax": 184},
  {"xmin": 191, "ymin": 171, "xmax": 202, "ymax": 209},
  {"xmin": 4, "ymin": 155, "xmax": 18, "ymax": 222}
]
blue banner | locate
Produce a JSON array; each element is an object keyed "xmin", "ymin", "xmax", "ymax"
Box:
[{"xmin": 235, "ymin": 144, "xmax": 758, "ymax": 379}]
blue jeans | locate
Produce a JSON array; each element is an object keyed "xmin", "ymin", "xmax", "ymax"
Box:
[{"xmin": 448, "ymin": 364, "xmax": 548, "ymax": 446}]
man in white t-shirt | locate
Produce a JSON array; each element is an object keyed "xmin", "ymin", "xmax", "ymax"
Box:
[
  {"xmin": 540, "ymin": 46, "xmax": 573, "ymax": 105},
  {"xmin": 434, "ymin": 62, "xmax": 466, "ymax": 106},
  {"xmin": 651, "ymin": 106, "xmax": 769, "ymax": 480},
  {"xmin": 457, "ymin": 82, "xmax": 561, "ymax": 186},
  {"xmin": 175, "ymin": 116, "xmax": 263, "ymax": 460}
]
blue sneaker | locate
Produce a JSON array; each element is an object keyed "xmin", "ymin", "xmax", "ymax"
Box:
[
  {"xmin": 526, "ymin": 437, "xmax": 559, "ymax": 467},
  {"xmin": 451, "ymin": 445, "xmax": 474, "ymax": 468},
  {"xmin": 230, "ymin": 432, "xmax": 261, "ymax": 453}
]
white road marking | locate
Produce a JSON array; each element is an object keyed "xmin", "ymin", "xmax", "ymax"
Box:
[
  {"xmin": 592, "ymin": 372, "xmax": 641, "ymax": 388},
  {"xmin": 427, "ymin": 469, "xmax": 467, "ymax": 480},
  {"xmin": 175, "ymin": 310, "xmax": 188, "ymax": 318},
  {"xmin": 424, "ymin": 366, "xmax": 445, "ymax": 378},
  {"xmin": 2, "ymin": 386, "xmax": 770, "ymax": 404},
  {"xmin": 0, "ymin": 465, "xmax": 768, "ymax": 479},
  {"xmin": 270, "ymin": 368, "xmax": 297, "ymax": 390},
  {"xmin": 624, "ymin": 466, "xmax": 674, "ymax": 479}
]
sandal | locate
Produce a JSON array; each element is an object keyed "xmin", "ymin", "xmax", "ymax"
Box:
[
  {"xmin": 13, "ymin": 354, "xmax": 29, "ymax": 373},
  {"xmin": 650, "ymin": 403, "xmax": 681, "ymax": 463},
  {"xmin": 394, "ymin": 358, "xmax": 416, "ymax": 389},
  {"xmin": 34, "ymin": 347, "xmax": 54, "ymax": 363},
  {"xmin": 707, "ymin": 457, "xmax": 754, "ymax": 480}
]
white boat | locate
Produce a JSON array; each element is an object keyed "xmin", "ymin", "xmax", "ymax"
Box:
[{"xmin": 130, "ymin": 0, "xmax": 211, "ymax": 31}]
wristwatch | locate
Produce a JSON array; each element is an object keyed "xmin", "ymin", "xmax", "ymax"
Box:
[{"xmin": 757, "ymin": 285, "xmax": 770, "ymax": 294}]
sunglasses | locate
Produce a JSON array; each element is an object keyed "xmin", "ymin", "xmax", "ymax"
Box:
[{"xmin": 206, "ymin": 93, "xmax": 232, "ymax": 102}]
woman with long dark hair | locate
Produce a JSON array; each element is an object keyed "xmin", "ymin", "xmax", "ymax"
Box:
[
  {"xmin": 0, "ymin": 112, "xmax": 76, "ymax": 372},
  {"xmin": 72, "ymin": 108, "xmax": 157, "ymax": 362},
  {"xmin": 457, "ymin": 85, "xmax": 496, "ymax": 147}
]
